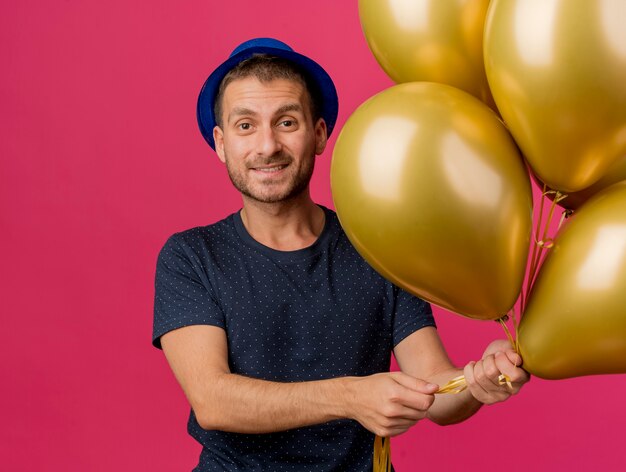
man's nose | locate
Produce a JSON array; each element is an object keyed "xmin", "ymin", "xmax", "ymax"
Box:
[{"xmin": 255, "ymin": 125, "xmax": 282, "ymax": 156}]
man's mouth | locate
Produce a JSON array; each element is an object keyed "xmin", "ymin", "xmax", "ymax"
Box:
[{"xmin": 252, "ymin": 164, "xmax": 288, "ymax": 173}]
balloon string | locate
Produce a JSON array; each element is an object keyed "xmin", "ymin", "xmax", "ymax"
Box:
[
  {"xmin": 522, "ymin": 187, "xmax": 566, "ymax": 312},
  {"xmin": 516, "ymin": 187, "xmax": 567, "ymax": 362},
  {"xmin": 529, "ymin": 190, "xmax": 564, "ymax": 293},
  {"xmin": 522, "ymin": 184, "xmax": 547, "ymax": 312},
  {"xmin": 435, "ymin": 373, "xmax": 513, "ymax": 394},
  {"xmin": 498, "ymin": 316, "xmax": 516, "ymax": 352},
  {"xmin": 524, "ymin": 190, "xmax": 550, "ymax": 308},
  {"xmin": 373, "ymin": 435, "xmax": 391, "ymax": 472},
  {"xmin": 558, "ymin": 208, "xmax": 574, "ymax": 229},
  {"xmin": 436, "ymin": 375, "xmax": 469, "ymax": 394},
  {"xmin": 510, "ymin": 304, "xmax": 520, "ymax": 355}
]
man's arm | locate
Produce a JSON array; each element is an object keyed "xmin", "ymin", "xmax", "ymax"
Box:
[
  {"xmin": 394, "ymin": 326, "xmax": 529, "ymax": 425},
  {"xmin": 161, "ymin": 324, "xmax": 439, "ymax": 437}
]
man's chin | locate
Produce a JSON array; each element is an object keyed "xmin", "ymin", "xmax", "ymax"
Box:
[
  {"xmin": 244, "ymin": 192, "xmax": 298, "ymax": 204},
  {"xmin": 242, "ymin": 184, "xmax": 310, "ymax": 204}
]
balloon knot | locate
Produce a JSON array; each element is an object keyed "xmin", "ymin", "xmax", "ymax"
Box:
[
  {"xmin": 555, "ymin": 192, "xmax": 568, "ymax": 203},
  {"xmin": 536, "ymin": 238, "xmax": 554, "ymax": 248}
]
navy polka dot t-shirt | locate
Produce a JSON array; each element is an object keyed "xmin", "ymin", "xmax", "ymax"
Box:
[{"xmin": 153, "ymin": 206, "xmax": 435, "ymax": 471}]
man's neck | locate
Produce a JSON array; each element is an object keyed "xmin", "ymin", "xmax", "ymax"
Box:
[{"xmin": 240, "ymin": 192, "xmax": 325, "ymax": 251}]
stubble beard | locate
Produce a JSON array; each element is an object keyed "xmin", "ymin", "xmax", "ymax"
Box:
[{"xmin": 224, "ymin": 151, "xmax": 316, "ymax": 204}]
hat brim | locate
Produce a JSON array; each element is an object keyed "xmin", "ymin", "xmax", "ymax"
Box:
[{"xmin": 197, "ymin": 45, "xmax": 338, "ymax": 150}]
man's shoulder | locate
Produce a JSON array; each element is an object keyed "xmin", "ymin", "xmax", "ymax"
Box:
[
  {"xmin": 158, "ymin": 212, "xmax": 239, "ymax": 258},
  {"xmin": 174, "ymin": 213, "xmax": 235, "ymax": 240}
]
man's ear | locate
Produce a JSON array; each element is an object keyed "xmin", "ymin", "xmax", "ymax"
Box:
[
  {"xmin": 314, "ymin": 118, "xmax": 328, "ymax": 155},
  {"xmin": 213, "ymin": 126, "xmax": 226, "ymax": 163}
]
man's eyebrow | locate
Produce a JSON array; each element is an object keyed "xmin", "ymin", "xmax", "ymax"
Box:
[
  {"xmin": 228, "ymin": 107, "xmax": 257, "ymax": 122},
  {"xmin": 275, "ymin": 103, "xmax": 303, "ymax": 115}
]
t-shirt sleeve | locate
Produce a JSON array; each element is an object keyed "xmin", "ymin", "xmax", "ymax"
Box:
[
  {"xmin": 152, "ymin": 234, "xmax": 225, "ymax": 349},
  {"xmin": 392, "ymin": 287, "xmax": 436, "ymax": 347}
]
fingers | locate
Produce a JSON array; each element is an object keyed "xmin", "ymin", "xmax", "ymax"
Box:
[
  {"xmin": 494, "ymin": 351, "xmax": 528, "ymax": 384},
  {"xmin": 380, "ymin": 421, "xmax": 420, "ymax": 437},
  {"xmin": 371, "ymin": 408, "xmax": 429, "ymax": 437},
  {"xmin": 356, "ymin": 372, "xmax": 437, "ymax": 436},
  {"xmin": 388, "ymin": 372, "xmax": 437, "ymax": 413},
  {"xmin": 463, "ymin": 361, "xmax": 491, "ymax": 401},
  {"xmin": 390, "ymin": 371, "xmax": 439, "ymax": 394},
  {"xmin": 466, "ymin": 349, "xmax": 530, "ymax": 404},
  {"xmin": 380, "ymin": 399, "xmax": 431, "ymax": 421},
  {"xmin": 383, "ymin": 372, "xmax": 437, "ymax": 416},
  {"xmin": 480, "ymin": 352, "xmax": 505, "ymax": 389},
  {"xmin": 483, "ymin": 339, "xmax": 515, "ymax": 356},
  {"xmin": 503, "ymin": 349, "xmax": 522, "ymax": 367}
]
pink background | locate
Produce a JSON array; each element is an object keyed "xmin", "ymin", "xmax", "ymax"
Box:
[{"xmin": 1, "ymin": 1, "xmax": 624, "ymax": 470}]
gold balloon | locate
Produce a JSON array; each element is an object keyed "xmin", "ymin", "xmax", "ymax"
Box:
[
  {"xmin": 331, "ymin": 82, "xmax": 532, "ymax": 320},
  {"xmin": 359, "ymin": 0, "xmax": 496, "ymax": 109},
  {"xmin": 484, "ymin": 0, "xmax": 626, "ymax": 193},
  {"xmin": 519, "ymin": 182, "xmax": 626, "ymax": 379},
  {"xmin": 536, "ymin": 155, "xmax": 626, "ymax": 210}
]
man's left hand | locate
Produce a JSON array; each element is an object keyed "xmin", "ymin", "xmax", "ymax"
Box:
[{"xmin": 463, "ymin": 339, "xmax": 530, "ymax": 405}]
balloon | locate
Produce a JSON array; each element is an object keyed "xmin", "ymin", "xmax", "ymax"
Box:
[
  {"xmin": 484, "ymin": 0, "xmax": 626, "ymax": 193},
  {"xmin": 519, "ymin": 182, "xmax": 626, "ymax": 379},
  {"xmin": 359, "ymin": 0, "xmax": 496, "ymax": 109},
  {"xmin": 534, "ymin": 155, "xmax": 626, "ymax": 211},
  {"xmin": 331, "ymin": 82, "xmax": 532, "ymax": 320}
]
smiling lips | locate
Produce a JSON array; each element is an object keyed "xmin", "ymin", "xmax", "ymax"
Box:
[{"xmin": 251, "ymin": 164, "xmax": 288, "ymax": 173}]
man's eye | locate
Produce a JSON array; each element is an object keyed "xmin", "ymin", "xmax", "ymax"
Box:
[
  {"xmin": 280, "ymin": 120, "xmax": 294, "ymax": 127},
  {"xmin": 239, "ymin": 123, "xmax": 251, "ymax": 130}
]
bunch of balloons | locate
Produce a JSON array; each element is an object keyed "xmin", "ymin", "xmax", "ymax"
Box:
[{"xmin": 332, "ymin": 0, "xmax": 626, "ymax": 381}]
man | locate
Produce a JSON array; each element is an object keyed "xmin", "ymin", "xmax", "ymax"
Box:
[{"xmin": 153, "ymin": 38, "xmax": 529, "ymax": 471}]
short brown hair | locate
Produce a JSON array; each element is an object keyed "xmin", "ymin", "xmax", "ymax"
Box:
[{"xmin": 213, "ymin": 54, "xmax": 322, "ymax": 128}]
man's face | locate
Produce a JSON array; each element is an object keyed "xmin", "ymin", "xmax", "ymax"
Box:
[{"xmin": 213, "ymin": 77, "xmax": 327, "ymax": 204}]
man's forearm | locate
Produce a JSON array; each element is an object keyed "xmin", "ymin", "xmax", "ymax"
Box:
[
  {"xmin": 193, "ymin": 373, "xmax": 352, "ymax": 433},
  {"xmin": 426, "ymin": 368, "xmax": 483, "ymax": 425}
]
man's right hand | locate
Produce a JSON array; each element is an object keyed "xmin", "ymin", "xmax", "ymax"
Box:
[{"xmin": 342, "ymin": 372, "xmax": 438, "ymax": 437}]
